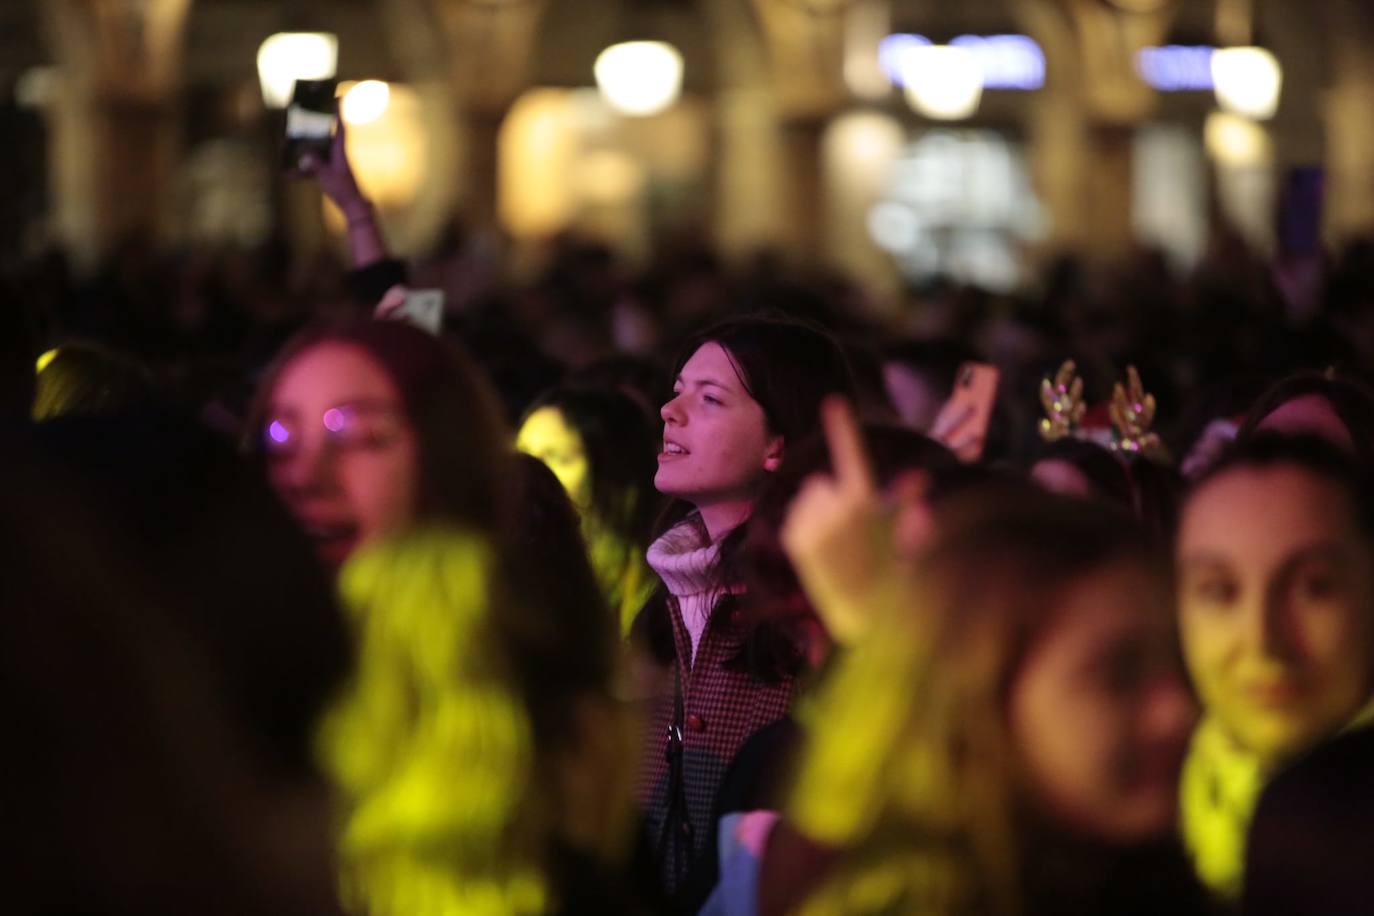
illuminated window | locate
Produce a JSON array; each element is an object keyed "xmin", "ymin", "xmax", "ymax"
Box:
[{"xmin": 868, "ymin": 130, "xmax": 1044, "ymax": 291}]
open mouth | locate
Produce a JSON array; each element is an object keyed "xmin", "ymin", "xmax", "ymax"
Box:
[
  {"xmin": 302, "ymin": 519, "xmax": 360, "ymax": 567},
  {"xmin": 660, "ymin": 440, "xmax": 689, "ymax": 459}
]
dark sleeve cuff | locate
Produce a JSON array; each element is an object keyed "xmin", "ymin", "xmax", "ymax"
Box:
[{"xmin": 347, "ymin": 258, "xmax": 409, "ymax": 307}]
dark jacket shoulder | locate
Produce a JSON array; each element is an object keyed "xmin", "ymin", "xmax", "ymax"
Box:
[{"xmin": 1244, "ymin": 727, "xmax": 1374, "ymax": 916}]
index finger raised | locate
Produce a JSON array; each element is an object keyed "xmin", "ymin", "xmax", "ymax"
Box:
[{"xmin": 821, "ymin": 396, "xmax": 876, "ymax": 495}]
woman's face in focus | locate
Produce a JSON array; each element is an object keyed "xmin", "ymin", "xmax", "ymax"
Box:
[
  {"xmin": 1010, "ymin": 562, "xmax": 1195, "ymax": 843},
  {"xmin": 263, "ymin": 342, "xmax": 419, "ymax": 569},
  {"xmin": 517, "ymin": 406, "xmax": 591, "ymax": 510},
  {"xmin": 656, "ymin": 342, "xmax": 781, "ymax": 509},
  {"xmin": 1176, "ymin": 465, "xmax": 1374, "ymax": 764}
]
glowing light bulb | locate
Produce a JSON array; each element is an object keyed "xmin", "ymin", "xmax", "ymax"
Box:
[
  {"xmin": 1204, "ymin": 111, "xmax": 1271, "ymax": 167},
  {"xmin": 900, "ymin": 45, "xmax": 984, "ymax": 121},
  {"xmin": 1211, "ymin": 47, "xmax": 1282, "ymax": 120},
  {"xmin": 256, "ymin": 33, "xmax": 338, "ymax": 109},
  {"xmin": 593, "ymin": 41, "xmax": 684, "ymax": 117},
  {"xmin": 341, "ymin": 80, "xmax": 390, "ymax": 125}
]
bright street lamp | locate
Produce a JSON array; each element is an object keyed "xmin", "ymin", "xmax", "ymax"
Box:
[{"xmin": 593, "ymin": 41, "xmax": 683, "ymax": 117}]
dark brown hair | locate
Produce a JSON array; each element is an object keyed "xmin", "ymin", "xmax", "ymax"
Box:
[{"xmin": 1237, "ymin": 371, "xmax": 1374, "ymax": 461}]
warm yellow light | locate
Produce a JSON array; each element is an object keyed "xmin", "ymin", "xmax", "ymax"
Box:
[
  {"xmin": 843, "ymin": 0, "xmax": 893, "ymax": 101},
  {"xmin": 593, "ymin": 41, "xmax": 684, "ymax": 117},
  {"xmin": 1204, "ymin": 111, "xmax": 1271, "ymax": 168},
  {"xmin": 341, "ymin": 80, "xmax": 391, "ymax": 126},
  {"xmin": 499, "ymin": 89, "xmax": 578, "ymax": 238},
  {"xmin": 322, "ymin": 84, "xmax": 426, "ymax": 230},
  {"xmin": 574, "ymin": 150, "xmax": 645, "ymax": 205},
  {"xmin": 256, "ymin": 32, "xmax": 338, "ymax": 109},
  {"xmin": 36, "ymin": 348, "xmax": 59, "ymax": 374},
  {"xmin": 1211, "ymin": 47, "xmax": 1282, "ymax": 120},
  {"xmin": 900, "ymin": 45, "xmax": 983, "ymax": 121}
]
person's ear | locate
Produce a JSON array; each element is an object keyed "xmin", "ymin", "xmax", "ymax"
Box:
[{"xmin": 763, "ymin": 435, "xmax": 785, "ymax": 472}]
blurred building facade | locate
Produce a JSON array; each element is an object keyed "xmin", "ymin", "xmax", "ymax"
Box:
[{"xmin": 3, "ymin": 0, "xmax": 1374, "ymax": 297}]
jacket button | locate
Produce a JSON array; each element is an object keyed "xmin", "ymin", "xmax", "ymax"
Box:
[{"xmin": 686, "ymin": 713, "xmax": 706, "ymax": 733}]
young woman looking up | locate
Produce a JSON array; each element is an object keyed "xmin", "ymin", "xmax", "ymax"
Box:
[{"xmin": 634, "ymin": 314, "xmax": 856, "ymax": 910}]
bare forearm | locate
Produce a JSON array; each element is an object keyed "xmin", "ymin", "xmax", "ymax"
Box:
[{"xmin": 340, "ymin": 200, "xmax": 388, "ymax": 269}]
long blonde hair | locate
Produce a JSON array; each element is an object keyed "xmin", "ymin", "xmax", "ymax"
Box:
[{"xmin": 787, "ymin": 489, "xmax": 1165, "ymax": 916}]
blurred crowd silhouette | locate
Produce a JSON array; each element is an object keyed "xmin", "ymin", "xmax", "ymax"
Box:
[{"xmin": 7, "ymin": 155, "xmax": 1374, "ymax": 916}]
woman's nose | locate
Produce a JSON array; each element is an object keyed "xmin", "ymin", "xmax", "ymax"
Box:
[
  {"xmin": 281, "ymin": 441, "xmax": 337, "ymax": 495},
  {"xmin": 1251, "ymin": 590, "xmax": 1297, "ymax": 662},
  {"xmin": 661, "ymin": 393, "xmax": 684, "ymax": 425}
]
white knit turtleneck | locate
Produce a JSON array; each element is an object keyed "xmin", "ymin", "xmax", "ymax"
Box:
[{"xmin": 646, "ymin": 516, "xmax": 738, "ymax": 666}]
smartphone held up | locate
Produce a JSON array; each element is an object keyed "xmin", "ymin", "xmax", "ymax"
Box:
[
  {"xmin": 284, "ymin": 78, "xmax": 338, "ymax": 173},
  {"xmin": 933, "ymin": 361, "xmax": 999, "ymax": 463}
]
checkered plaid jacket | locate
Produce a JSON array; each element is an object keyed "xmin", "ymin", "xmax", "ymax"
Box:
[{"xmin": 635, "ymin": 591, "xmax": 797, "ymax": 901}]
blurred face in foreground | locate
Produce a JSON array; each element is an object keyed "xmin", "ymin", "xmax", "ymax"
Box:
[
  {"xmin": 1010, "ymin": 561, "xmax": 1195, "ymax": 842},
  {"xmin": 1177, "ymin": 465, "xmax": 1374, "ymax": 765},
  {"xmin": 264, "ymin": 342, "xmax": 419, "ymax": 569}
]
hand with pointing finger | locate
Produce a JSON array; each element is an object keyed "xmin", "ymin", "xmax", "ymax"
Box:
[{"xmin": 780, "ymin": 397, "xmax": 933, "ymax": 646}]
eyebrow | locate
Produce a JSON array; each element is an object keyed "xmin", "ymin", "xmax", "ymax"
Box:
[
  {"xmin": 1275, "ymin": 542, "xmax": 1352, "ymax": 571},
  {"xmin": 673, "ymin": 375, "xmax": 735, "ymax": 394},
  {"xmin": 266, "ymin": 398, "xmax": 401, "ymax": 417},
  {"xmin": 1177, "ymin": 553, "xmax": 1231, "ymax": 573},
  {"xmin": 332, "ymin": 398, "xmax": 403, "ymax": 414}
]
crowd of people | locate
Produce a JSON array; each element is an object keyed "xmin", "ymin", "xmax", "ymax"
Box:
[{"xmin": 7, "ymin": 128, "xmax": 1374, "ymax": 916}]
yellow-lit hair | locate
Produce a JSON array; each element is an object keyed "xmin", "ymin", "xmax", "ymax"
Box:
[{"xmin": 317, "ymin": 528, "xmax": 546, "ymax": 916}]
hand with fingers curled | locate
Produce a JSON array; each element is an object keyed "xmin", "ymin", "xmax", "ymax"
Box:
[
  {"xmin": 372, "ymin": 284, "xmax": 410, "ymax": 321},
  {"xmin": 297, "ymin": 114, "xmax": 376, "ymax": 224},
  {"xmin": 298, "ymin": 114, "xmax": 390, "ymax": 270},
  {"xmin": 929, "ymin": 398, "xmax": 979, "ymax": 460},
  {"xmin": 780, "ymin": 397, "xmax": 933, "ymax": 647}
]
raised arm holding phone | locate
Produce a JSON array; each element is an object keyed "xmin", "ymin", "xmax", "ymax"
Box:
[
  {"xmin": 296, "ymin": 111, "xmax": 390, "ymax": 272},
  {"xmin": 291, "ymin": 97, "xmax": 445, "ymax": 330}
]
